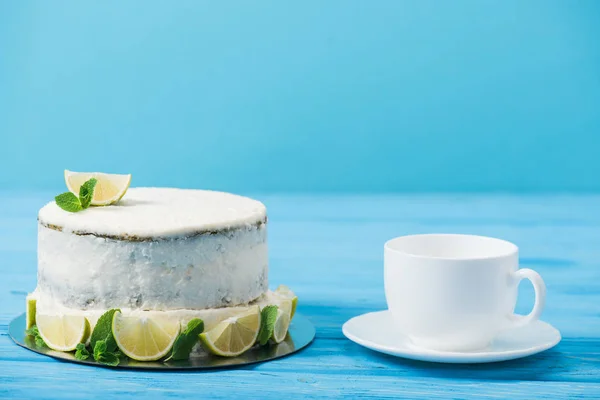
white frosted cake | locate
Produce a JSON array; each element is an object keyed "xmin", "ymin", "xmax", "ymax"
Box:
[
  {"xmin": 26, "ymin": 176, "xmax": 299, "ymax": 363},
  {"xmin": 36, "ymin": 188, "xmax": 268, "ymax": 312}
]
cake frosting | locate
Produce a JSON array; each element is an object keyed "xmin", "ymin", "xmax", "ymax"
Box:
[
  {"xmin": 38, "ymin": 187, "xmax": 267, "ymax": 238},
  {"xmin": 36, "ymin": 188, "xmax": 269, "ymax": 313}
]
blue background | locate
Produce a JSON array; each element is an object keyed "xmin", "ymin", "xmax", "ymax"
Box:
[{"xmin": 1, "ymin": 1, "xmax": 599, "ymax": 193}]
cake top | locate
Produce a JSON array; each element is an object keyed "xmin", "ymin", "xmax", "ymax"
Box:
[{"xmin": 38, "ymin": 188, "xmax": 267, "ymax": 239}]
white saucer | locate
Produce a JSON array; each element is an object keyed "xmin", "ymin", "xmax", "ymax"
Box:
[{"xmin": 342, "ymin": 310, "xmax": 561, "ymax": 364}]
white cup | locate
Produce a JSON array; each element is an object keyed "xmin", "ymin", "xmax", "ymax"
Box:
[{"xmin": 384, "ymin": 234, "xmax": 546, "ymax": 352}]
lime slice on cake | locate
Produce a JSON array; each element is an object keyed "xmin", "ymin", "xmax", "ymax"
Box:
[
  {"xmin": 36, "ymin": 313, "xmax": 90, "ymax": 352},
  {"xmin": 200, "ymin": 306, "xmax": 261, "ymax": 357},
  {"xmin": 26, "ymin": 293, "xmax": 37, "ymax": 329},
  {"xmin": 112, "ymin": 311, "xmax": 180, "ymax": 361},
  {"xmin": 272, "ymin": 299, "xmax": 292, "ymax": 343},
  {"xmin": 275, "ymin": 285, "xmax": 298, "ymax": 319},
  {"xmin": 64, "ymin": 170, "xmax": 131, "ymax": 206}
]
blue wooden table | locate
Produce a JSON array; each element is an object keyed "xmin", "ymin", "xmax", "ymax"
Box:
[{"xmin": 1, "ymin": 193, "xmax": 599, "ymax": 399}]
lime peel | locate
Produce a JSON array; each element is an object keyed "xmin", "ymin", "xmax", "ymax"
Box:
[{"xmin": 26, "ymin": 293, "xmax": 37, "ymax": 329}]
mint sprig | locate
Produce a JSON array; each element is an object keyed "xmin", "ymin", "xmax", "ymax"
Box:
[
  {"xmin": 70, "ymin": 309, "xmax": 124, "ymax": 366},
  {"xmin": 25, "ymin": 325, "xmax": 47, "ymax": 348},
  {"xmin": 257, "ymin": 305, "xmax": 278, "ymax": 346},
  {"xmin": 74, "ymin": 340, "xmax": 121, "ymax": 366},
  {"xmin": 89, "ymin": 308, "xmax": 119, "ymax": 352},
  {"xmin": 166, "ymin": 318, "xmax": 204, "ymax": 361},
  {"xmin": 93, "ymin": 339, "xmax": 121, "ymax": 366},
  {"xmin": 55, "ymin": 178, "xmax": 98, "ymax": 213},
  {"xmin": 75, "ymin": 343, "xmax": 90, "ymax": 360},
  {"xmin": 87, "ymin": 309, "xmax": 123, "ymax": 365}
]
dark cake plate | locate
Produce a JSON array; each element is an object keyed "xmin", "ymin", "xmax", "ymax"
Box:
[{"xmin": 9, "ymin": 312, "xmax": 315, "ymax": 370}]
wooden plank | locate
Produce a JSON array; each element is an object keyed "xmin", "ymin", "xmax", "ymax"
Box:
[{"xmin": 1, "ymin": 367, "xmax": 599, "ymax": 399}]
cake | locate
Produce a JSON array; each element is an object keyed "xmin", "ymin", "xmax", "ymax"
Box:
[
  {"xmin": 37, "ymin": 188, "xmax": 268, "ymax": 312},
  {"xmin": 26, "ymin": 176, "xmax": 298, "ymax": 363}
]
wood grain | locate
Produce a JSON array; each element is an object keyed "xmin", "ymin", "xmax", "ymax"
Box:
[{"xmin": 1, "ymin": 193, "xmax": 599, "ymax": 398}]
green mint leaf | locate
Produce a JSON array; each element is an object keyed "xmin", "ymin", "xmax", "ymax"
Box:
[
  {"xmin": 257, "ymin": 306, "xmax": 278, "ymax": 346},
  {"xmin": 25, "ymin": 326, "xmax": 39, "ymax": 337},
  {"xmin": 97, "ymin": 351, "xmax": 120, "ymax": 366},
  {"xmin": 166, "ymin": 318, "xmax": 204, "ymax": 361},
  {"xmin": 93, "ymin": 339, "xmax": 121, "ymax": 366},
  {"xmin": 35, "ymin": 336, "xmax": 46, "ymax": 347},
  {"xmin": 55, "ymin": 192, "xmax": 82, "ymax": 213},
  {"xmin": 79, "ymin": 178, "xmax": 98, "ymax": 209},
  {"xmin": 75, "ymin": 343, "xmax": 90, "ymax": 360},
  {"xmin": 93, "ymin": 339, "xmax": 108, "ymax": 361},
  {"xmin": 90, "ymin": 309, "xmax": 120, "ymax": 352},
  {"xmin": 98, "ymin": 353, "xmax": 121, "ymax": 367},
  {"xmin": 25, "ymin": 325, "xmax": 47, "ymax": 348},
  {"xmin": 183, "ymin": 318, "xmax": 204, "ymax": 336}
]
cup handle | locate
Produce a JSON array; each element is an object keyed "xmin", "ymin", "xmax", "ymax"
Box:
[{"xmin": 508, "ymin": 268, "xmax": 547, "ymax": 327}]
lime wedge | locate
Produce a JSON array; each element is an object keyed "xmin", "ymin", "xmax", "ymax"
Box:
[
  {"xmin": 275, "ymin": 285, "xmax": 298, "ymax": 319},
  {"xmin": 64, "ymin": 170, "xmax": 131, "ymax": 206},
  {"xmin": 26, "ymin": 293, "xmax": 37, "ymax": 329},
  {"xmin": 112, "ymin": 311, "xmax": 180, "ymax": 361},
  {"xmin": 200, "ymin": 306, "xmax": 261, "ymax": 357},
  {"xmin": 272, "ymin": 299, "xmax": 292, "ymax": 343},
  {"xmin": 36, "ymin": 313, "xmax": 90, "ymax": 352}
]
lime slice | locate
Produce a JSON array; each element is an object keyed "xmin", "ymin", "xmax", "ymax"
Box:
[
  {"xmin": 275, "ymin": 285, "xmax": 298, "ymax": 319},
  {"xmin": 112, "ymin": 311, "xmax": 180, "ymax": 361},
  {"xmin": 200, "ymin": 306, "xmax": 261, "ymax": 357},
  {"xmin": 36, "ymin": 313, "xmax": 91, "ymax": 352},
  {"xmin": 64, "ymin": 170, "xmax": 131, "ymax": 206},
  {"xmin": 272, "ymin": 299, "xmax": 292, "ymax": 344},
  {"xmin": 26, "ymin": 293, "xmax": 37, "ymax": 329}
]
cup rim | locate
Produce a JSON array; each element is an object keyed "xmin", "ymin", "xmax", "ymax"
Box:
[{"xmin": 384, "ymin": 233, "xmax": 518, "ymax": 261}]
